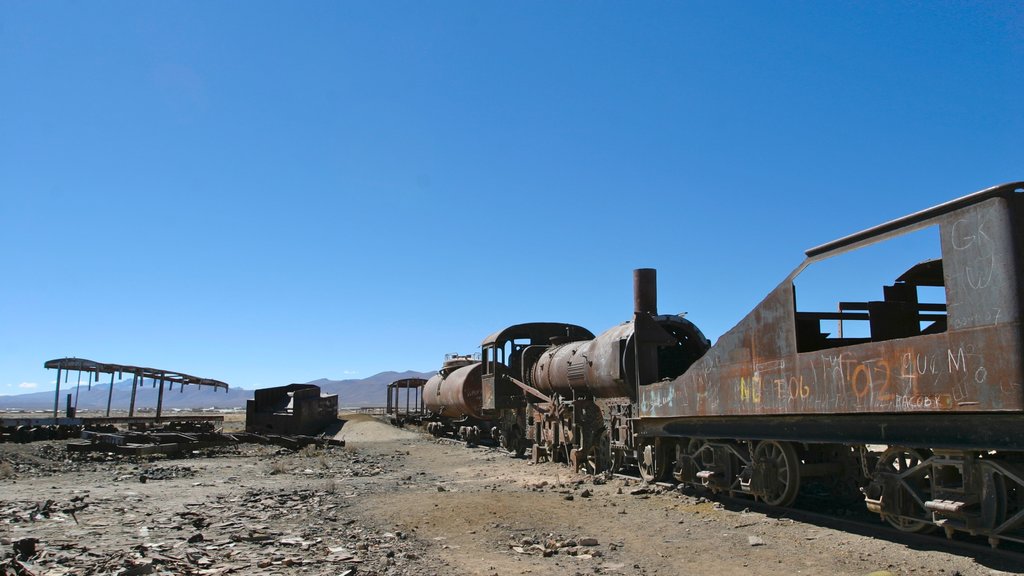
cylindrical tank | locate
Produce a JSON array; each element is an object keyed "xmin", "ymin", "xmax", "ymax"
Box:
[
  {"xmin": 423, "ymin": 362, "xmax": 485, "ymax": 420},
  {"xmin": 529, "ymin": 315, "xmax": 709, "ymax": 399}
]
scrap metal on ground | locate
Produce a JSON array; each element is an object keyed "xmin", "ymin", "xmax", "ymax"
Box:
[{"xmin": 245, "ymin": 384, "xmax": 339, "ymax": 436}]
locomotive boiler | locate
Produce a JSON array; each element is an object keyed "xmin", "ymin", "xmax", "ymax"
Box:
[{"xmin": 477, "ymin": 277, "xmax": 710, "ymax": 472}]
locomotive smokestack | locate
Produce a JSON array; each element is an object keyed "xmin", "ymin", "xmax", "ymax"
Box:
[{"xmin": 633, "ymin": 268, "xmax": 657, "ymax": 315}]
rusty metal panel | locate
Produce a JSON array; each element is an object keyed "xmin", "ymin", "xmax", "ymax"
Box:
[
  {"xmin": 943, "ymin": 197, "xmax": 1021, "ymax": 329},
  {"xmin": 642, "ymin": 323, "xmax": 1024, "ymax": 417}
]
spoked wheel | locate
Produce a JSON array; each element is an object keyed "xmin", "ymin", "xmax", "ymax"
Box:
[
  {"xmin": 637, "ymin": 438, "xmax": 669, "ymax": 483},
  {"xmin": 752, "ymin": 440, "xmax": 801, "ymax": 507},
  {"xmin": 561, "ymin": 442, "xmax": 573, "ymax": 467},
  {"xmin": 875, "ymin": 447, "xmax": 935, "ymax": 533},
  {"xmin": 512, "ymin": 432, "xmax": 527, "ymax": 458},
  {"xmin": 501, "ymin": 426, "xmax": 527, "ymax": 458},
  {"xmin": 981, "ymin": 467, "xmax": 1008, "ymax": 533},
  {"xmin": 543, "ymin": 440, "xmax": 560, "ymax": 463},
  {"xmin": 671, "ymin": 436, "xmax": 704, "ymax": 481},
  {"xmin": 609, "ymin": 447, "xmax": 625, "ymax": 474},
  {"xmin": 584, "ymin": 429, "xmax": 611, "ymax": 474}
]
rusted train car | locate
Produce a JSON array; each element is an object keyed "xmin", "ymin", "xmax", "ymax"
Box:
[
  {"xmin": 633, "ymin": 182, "xmax": 1024, "ymax": 546},
  {"xmin": 494, "ymin": 182, "xmax": 1024, "ymax": 546},
  {"xmin": 418, "ymin": 327, "xmax": 593, "ymax": 452},
  {"xmin": 398, "ymin": 182, "xmax": 1024, "ymax": 546},
  {"xmin": 420, "ymin": 353, "xmax": 488, "ymax": 442}
]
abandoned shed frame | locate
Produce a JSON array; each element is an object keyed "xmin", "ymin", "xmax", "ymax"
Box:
[{"xmin": 42, "ymin": 357, "xmax": 230, "ymax": 420}]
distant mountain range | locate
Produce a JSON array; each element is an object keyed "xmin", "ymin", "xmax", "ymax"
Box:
[{"xmin": 0, "ymin": 370, "xmax": 434, "ymax": 412}]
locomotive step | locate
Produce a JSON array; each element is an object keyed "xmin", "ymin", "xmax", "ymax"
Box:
[{"xmin": 925, "ymin": 499, "xmax": 974, "ymax": 513}]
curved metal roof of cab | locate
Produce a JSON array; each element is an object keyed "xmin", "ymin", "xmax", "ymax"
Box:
[
  {"xmin": 481, "ymin": 323, "xmax": 595, "ymax": 346},
  {"xmin": 43, "ymin": 357, "xmax": 229, "ymax": 390},
  {"xmin": 805, "ymin": 181, "xmax": 1024, "ymax": 258}
]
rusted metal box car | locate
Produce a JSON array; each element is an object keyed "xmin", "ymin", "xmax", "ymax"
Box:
[
  {"xmin": 632, "ymin": 182, "xmax": 1024, "ymax": 544},
  {"xmin": 641, "ymin": 184, "xmax": 1024, "ymax": 433},
  {"xmin": 246, "ymin": 384, "xmax": 338, "ymax": 436}
]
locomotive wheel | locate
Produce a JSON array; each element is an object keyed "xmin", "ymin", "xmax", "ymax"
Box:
[
  {"xmin": 752, "ymin": 440, "xmax": 801, "ymax": 507},
  {"xmin": 875, "ymin": 447, "xmax": 935, "ymax": 533},
  {"xmin": 637, "ymin": 438, "xmax": 669, "ymax": 483},
  {"xmin": 561, "ymin": 443, "xmax": 573, "ymax": 466},
  {"xmin": 503, "ymin": 426, "xmax": 527, "ymax": 458},
  {"xmin": 512, "ymin": 434, "xmax": 527, "ymax": 458},
  {"xmin": 609, "ymin": 447, "xmax": 625, "ymax": 474},
  {"xmin": 980, "ymin": 467, "xmax": 1008, "ymax": 533},
  {"xmin": 673, "ymin": 438, "xmax": 701, "ymax": 483},
  {"xmin": 584, "ymin": 429, "xmax": 611, "ymax": 474},
  {"xmin": 544, "ymin": 440, "xmax": 560, "ymax": 463}
]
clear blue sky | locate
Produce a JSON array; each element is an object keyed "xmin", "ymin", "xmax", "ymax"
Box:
[{"xmin": 2, "ymin": 2, "xmax": 1021, "ymax": 394}]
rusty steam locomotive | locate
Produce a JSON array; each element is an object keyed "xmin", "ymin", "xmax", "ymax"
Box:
[{"xmin": 408, "ymin": 182, "xmax": 1024, "ymax": 547}]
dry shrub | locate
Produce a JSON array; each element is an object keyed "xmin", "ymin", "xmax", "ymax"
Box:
[{"xmin": 323, "ymin": 478, "xmax": 337, "ymax": 494}]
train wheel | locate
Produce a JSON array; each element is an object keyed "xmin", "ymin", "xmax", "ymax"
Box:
[
  {"xmin": 543, "ymin": 440, "xmax": 559, "ymax": 463},
  {"xmin": 637, "ymin": 438, "xmax": 668, "ymax": 483},
  {"xmin": 876, "ymin": 447, "xmax": 935, "ymax": 533},
  {"xmin": 981, "ymin": 467, "xmax": 1008, "ymax": 534},
  {"xmin": 584, "ymin": 429, "xmax": 611, "ymax": 474},
  {"xmin": 673, "ymin": 438, "xmax": 700, "ymax": 483},
  {"xmin": 609, "ymin": 447, "xmax": 625, "ymax": 474},
  {"xmin": 752, "ymin": 441, "xmax": 801, "ymax": 507},
  {"xmin": 561, "ymin": 443, "xmax": 573, "ymax": 466},
  {"xmin": 503, "ymin": 426, "xmax": 526, "ymax": 458}
]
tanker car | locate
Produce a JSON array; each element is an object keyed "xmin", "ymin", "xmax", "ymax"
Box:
[{"xmin": 397, "ymin": 182, "xmax": 1024, "ymax": 547}]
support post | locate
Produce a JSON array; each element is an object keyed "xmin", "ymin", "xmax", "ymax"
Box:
[
  {"xmin": 129, "ymin": 373, "xmax": 139, "ymax": 417},
  {"xmin": 53, "ymin": 367, "xmax": 62, "ymax": 419},
  {"xmin": 156, "ymin": 377, "xmax": 165, "ymax": 419},
  {"xmin": 106, "ymin": 372, "xmax": 115, "ymax": 417},
  {"xmin": 73, "ymin": 371, "xmax": 82, "ymax": 412}
]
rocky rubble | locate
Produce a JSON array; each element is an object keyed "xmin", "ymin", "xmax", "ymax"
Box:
[
  {"xmin": 0, "ymin": 438, "xmax": 451, "ymax": 575},
  {"xmin": 0, "ymin": 484, "xmax": 441, "ymax": 575},
  {"xmin": 508, "ymin": 533, "xmax": 607, "ymax": 559},
  {"xmin": 1, "ymin": 416, "xmax": 1015, "ymax": 576}
]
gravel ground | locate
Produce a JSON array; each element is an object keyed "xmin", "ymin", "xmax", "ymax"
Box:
[{"xmin": 1, "ymin": 414, "xmax": 1022, "ymax": 575}]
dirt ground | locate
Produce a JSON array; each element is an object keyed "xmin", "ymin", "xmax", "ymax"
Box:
[{"xmin": 1, "ymin": 414, "xmax": 1022, "ymax": 575}]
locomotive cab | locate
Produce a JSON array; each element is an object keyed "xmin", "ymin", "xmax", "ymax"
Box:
[{"xmin": 479, "ymin": 323, "xmax": 595, "ymax": 410}]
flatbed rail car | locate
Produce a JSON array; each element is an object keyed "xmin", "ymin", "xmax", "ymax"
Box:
[{"xmin": 632, "ymin": 182, "xmax": 1024, "ymax": 545}]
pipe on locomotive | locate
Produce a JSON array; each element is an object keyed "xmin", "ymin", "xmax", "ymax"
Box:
[{"xmin": 633, "ymin": 268, "xmax": 657, "ymax": 315}]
